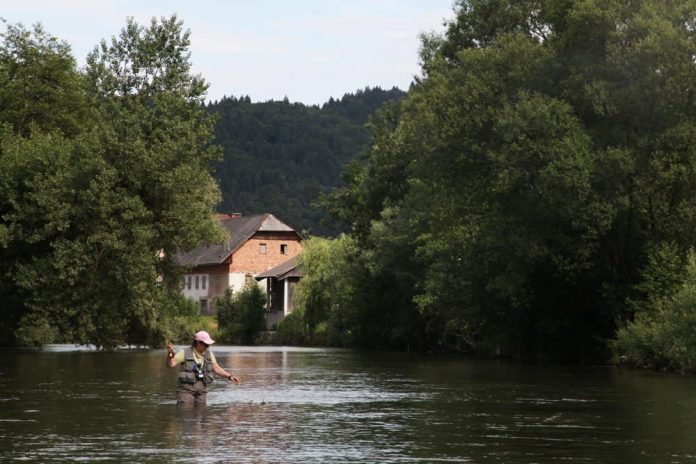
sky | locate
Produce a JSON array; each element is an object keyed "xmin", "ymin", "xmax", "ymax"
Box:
[{"xmin": 2, "ymin": 1, "xmax": 456, "ymax": 105}]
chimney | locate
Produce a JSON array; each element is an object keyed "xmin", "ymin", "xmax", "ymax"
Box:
[{"xmin": 216, "ymin": 212, "xmax": 243, "ymax": 220}]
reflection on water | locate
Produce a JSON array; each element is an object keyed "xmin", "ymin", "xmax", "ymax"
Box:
[{"xmin": 0, "ymin": 345, "xmax": 695, "ymax": 463}]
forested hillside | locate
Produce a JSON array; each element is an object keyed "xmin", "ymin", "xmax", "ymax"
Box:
[{"xmin": 207, "ymin": 87, "xmax": 405, "ymax": 235}]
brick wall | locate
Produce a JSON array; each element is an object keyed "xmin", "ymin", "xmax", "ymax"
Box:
[{"xmin": 229, "ymin": 234, "xmax": 302, "ymax": 274}]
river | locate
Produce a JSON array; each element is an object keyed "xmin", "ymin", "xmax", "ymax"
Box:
[{"xmin": 0, "ymin": 345, "xmax": 695, "ymax": 463}]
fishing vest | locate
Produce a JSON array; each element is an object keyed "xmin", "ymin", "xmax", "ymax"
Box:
[{"xmin": 177, "ymin": 347, "xmax": 214, "ymax": 387}]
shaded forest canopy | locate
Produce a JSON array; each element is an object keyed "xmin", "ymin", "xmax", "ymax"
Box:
[
  {"xmin": 207, "ymin": 87, "xmax": 405, "ymax": 235},
  {"xmin": 284, "ymin": 0, "xmax": 696, "ymax": 371}
]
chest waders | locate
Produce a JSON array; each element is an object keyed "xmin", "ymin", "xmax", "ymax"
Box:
[{"xmin": 177, "ymin": 347, "xmax": 214, "ymax": 395}]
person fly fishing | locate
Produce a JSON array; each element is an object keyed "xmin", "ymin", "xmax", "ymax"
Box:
[{"xmin": 166, "ymin": 331, "xmax": 239, "ymax": 406}]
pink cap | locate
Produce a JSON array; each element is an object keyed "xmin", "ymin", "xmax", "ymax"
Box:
[{"xmin": 193, "ymin": 330, "xmax": 215, "ymax": 345}]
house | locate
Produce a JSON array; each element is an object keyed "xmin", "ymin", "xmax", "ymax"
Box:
[
  {"xmin": 255, "ymin": 256, "xmax": 303, "ymax": 329},
  {"xmin": 177, "ymin": 213, "xmax": 302, "ymax": 313}
]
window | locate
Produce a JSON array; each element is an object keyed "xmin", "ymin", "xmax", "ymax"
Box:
[
  {"xmin": 280, "ymin": 244, "xmax": 288, "ymax": 255},
  {"xmin": 200, "ymin": 299, "xmax": 208, "ymax": 313},
  {"xmin": 202, "ymin": 275, "xmax": 207, "ymax": 290},
  {"xmin": 259, "ymin": 243, "xmax": 267, "ymax": 254},
  {"xmin": 187, "ymin": 276, "xmax": 192, "ymax": 290},
  {"xmin": 195, "ymin": 275, "xmax": 199, "ymax": 289}
]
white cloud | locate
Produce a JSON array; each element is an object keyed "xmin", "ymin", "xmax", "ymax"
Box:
[{"xmin": 3, "ymin": 0, "xmax": 455, "ymax": 104}]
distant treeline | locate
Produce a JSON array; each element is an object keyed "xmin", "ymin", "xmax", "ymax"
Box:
[{"xmin": 207, "ymin": 87, "xmax": 405, "ymax": 236}]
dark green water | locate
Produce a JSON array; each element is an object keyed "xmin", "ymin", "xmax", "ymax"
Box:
[{"xmin": 1, "ymin": 345, "xmax": 695, "ymax": 463}]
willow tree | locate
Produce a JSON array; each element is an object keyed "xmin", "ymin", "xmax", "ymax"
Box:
[{"xmin": 0, "ymin": 17, "xmax": 222, "ymax": 347}]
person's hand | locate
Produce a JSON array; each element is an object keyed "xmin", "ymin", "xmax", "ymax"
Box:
[
  {"xmin": 228, "ymin": 375, "xmax": 240, "ymax": 385},
  {"xmin": 165, "ymin": 343, "xmax": 177, "ymax": 367}
]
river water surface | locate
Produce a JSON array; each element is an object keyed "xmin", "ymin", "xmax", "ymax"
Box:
[{"xmin": 1, "ymin": 345, "xmax": 695, "ymax": 463}]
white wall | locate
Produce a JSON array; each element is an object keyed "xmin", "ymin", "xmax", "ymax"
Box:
[
  {"xmin": 183, "ymin": 272, "xmax": 265, "ymax": 311},
  {"xmin": 229, "ymin": 272, "xmax": 265, "ymax": 293},
  {"xmin": 183, "ymin": 274, "xmax": 209, "ymax": 300}
]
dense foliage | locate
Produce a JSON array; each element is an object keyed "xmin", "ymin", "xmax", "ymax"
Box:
[
  {"xmin": 4, "ymin": 1, "xmax": 695, "ymax": 372},
  {"xmin": 289, "ymin": 235, "xmax": 423, "ymax": 349},
  {"xmin": 307, "ymin": 0, "xmax": 696, "ymax": 365},
  {"xmin": 207, "ymin": 87, "xmax": 404, "ymax": 235},
  {"xmin": 613, "ymin": 246, "xmax": 696, "ymax": 373},
  {"xmin": 0, "ymin": 17, "xmax": 222, "ymax": 348},
  {"xmin": 215, "ymin": 284, "xmax": 267, "ymax": 344}
]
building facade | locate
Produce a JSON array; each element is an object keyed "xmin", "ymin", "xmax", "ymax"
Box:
[{"xmin": 177, "ymin": 213, "xmax": 302, "ymax": 313}]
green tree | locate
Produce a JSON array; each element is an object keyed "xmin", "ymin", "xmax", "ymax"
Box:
[
  {"xmin": 0, "ymin": 17, "xmax": 223, "ymax": 348},
  {"xmin": 0, "ymin": 21, "xmax": 91, "ymax": 345},
  {"xmin": 325, "ymin": 0, "xmax": 696, "ymax": 362},
  {"xmin": 613, "ymin": 247, "xmax": 696, "ymax": 373},
  {"xmin": 0, "ymin": 21, "xmax": 87, "ymax": 137},
  {"xmin": 215, "ymin": 284, "xmax": 266, "ymax": 344},
  {"xmin": 85, "ymin": 15, "xmax": 222, "ymax": 255},
  {"xmin": 293, "ymin": 235, "xmax": 423, "ymax": 349}
]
